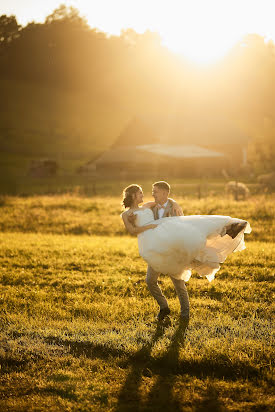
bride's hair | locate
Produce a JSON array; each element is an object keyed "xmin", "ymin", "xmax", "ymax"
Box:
[{"xmin": 122, "ymin": 184, "xmax": 142, "ymax": 208}]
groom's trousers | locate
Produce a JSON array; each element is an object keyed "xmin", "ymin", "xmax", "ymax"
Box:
[{"xmin": 146, "ymin": 265, "xmax": 190, "ymax": 319}]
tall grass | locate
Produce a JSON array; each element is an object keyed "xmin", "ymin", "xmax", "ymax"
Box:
[
  {"xmin": 0, "ymin": 194, "xmax": 274, "ymax": 241},
  {"xmin": 0, "ymin": 195, "xmax": 274, "ymax": 411}
]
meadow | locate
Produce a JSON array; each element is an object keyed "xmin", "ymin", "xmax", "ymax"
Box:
[{"xmin": 0, "ymin": 194, "xmax": 274, "ymax": 411}]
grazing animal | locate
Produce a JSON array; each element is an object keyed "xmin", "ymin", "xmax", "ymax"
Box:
[{"xmin": 225, "ymin": 181, "xmax": 250, "ymax": 200}]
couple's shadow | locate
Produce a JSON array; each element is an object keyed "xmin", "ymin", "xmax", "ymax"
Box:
[{"xmin": 115, "ymin": 318, "xmax": 189, "ymax": 412}]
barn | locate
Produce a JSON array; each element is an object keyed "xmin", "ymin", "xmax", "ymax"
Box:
[
  {"xmin": 94, "ymin": 143, "xmax": 225, "ymax": 177},
  {"xmin": 91, "ymin": 115, "xmax": 250, "ymax": 177}
]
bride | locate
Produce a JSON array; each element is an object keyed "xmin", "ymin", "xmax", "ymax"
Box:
[{"xmin": 121, "ymin": 184, "xmax": 251, "ymax": 282}]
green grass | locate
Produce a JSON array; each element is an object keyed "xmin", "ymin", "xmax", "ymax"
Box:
[{"xmin": 0, "ymin": 195, "xmax": 274, "ymax": 411}]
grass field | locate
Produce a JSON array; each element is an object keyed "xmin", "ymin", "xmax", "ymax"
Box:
[{"xmin": 0, "ymin": 195, "xmax": 274, "ymax": 411}]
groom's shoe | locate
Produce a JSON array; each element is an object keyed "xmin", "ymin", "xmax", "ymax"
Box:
[
  {"xmin": 157, "ymin": 307, "xmax": 171, "ymax": 321},
  {"xmin": 226, "ymin": 222, "xmax": 247, "ymax": 239}
]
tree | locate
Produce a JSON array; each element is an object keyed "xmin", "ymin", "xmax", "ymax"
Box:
[
  {"xmin": 0, "ymin": 15, "xmax": 21, "ymax": 47},
  {"xmin": 45, "ymin": 4, "xmax": 89, "ymax": 29}
]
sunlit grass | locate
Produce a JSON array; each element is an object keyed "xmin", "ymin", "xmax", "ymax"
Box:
[
  {"xmin": 0, "ymin": 195, "xmax": 274, "ymax": 410},
  {"xmin": 0, "ymin": 194, "xmax": 274, "ymax": 240}
]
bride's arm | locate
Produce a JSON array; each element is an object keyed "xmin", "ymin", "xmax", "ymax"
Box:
[
  {"xmin": 142, "ymin": 201, "xmax": 156, "ymax": 209},
  {"xmin": 121, "ymin": 212, "xmax": 157, "ymax": 235},
  {"xmin": 169, "ymin": 198, "xmax": 184, "ymax": 216},
  {"xmin": 142, "ymin": 199, "xmax": 183, "ymax": 215}
]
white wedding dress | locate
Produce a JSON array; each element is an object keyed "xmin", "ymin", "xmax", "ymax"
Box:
[{"xmin": 134, "ymin": 208, "xmax": 251, "ymax": 282}]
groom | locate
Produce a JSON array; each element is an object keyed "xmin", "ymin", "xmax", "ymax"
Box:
[
  {"xmin": 130, "ymin": 180, "xmax": 190, "ymax": 323},
  {"xmin": 147, "ymin": 181, "xmax": 190, "ymax": 322}
]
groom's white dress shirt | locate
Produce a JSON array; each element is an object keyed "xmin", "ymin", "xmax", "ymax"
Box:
[{"xmin": 157, "ymin": 200, "xmax": 168, "ymax": 218}]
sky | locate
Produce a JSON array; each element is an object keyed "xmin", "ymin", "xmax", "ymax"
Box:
[{"xmin": 1, "ymin": 0, "xmax": 274, "ymax": 64}]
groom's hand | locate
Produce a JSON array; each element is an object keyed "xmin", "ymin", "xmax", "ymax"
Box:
[{"xmin": 128, "ymin": 212, "xmax": 137, "ymax": 226}]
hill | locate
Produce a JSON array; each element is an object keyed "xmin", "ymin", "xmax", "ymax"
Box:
[{"xmin": 0, "ymin": 78, "xmax": 131, "ymax": 161}]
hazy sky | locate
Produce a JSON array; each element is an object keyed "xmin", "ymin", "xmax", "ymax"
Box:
[{"xmin": 1, "ymin": 0, "xmax": 274, "ymax": 63}]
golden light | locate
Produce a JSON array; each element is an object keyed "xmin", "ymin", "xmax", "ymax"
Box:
[
  {"xmin": 79, "ymin": 0, "xmax": 275, "ymax": 65},
  {"xmin": 161, "ymin": 30, "xmax": 239, "ymax": 65}
]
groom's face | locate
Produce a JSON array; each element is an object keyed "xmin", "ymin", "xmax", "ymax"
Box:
[{"xmin": 152, "ymin": 185, "xmax": 168, "ymax": 204}]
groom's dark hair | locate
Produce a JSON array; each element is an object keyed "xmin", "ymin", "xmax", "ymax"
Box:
[{"xmin": 153, "ymin": 181, "xmax": 170, "ymax": 193}]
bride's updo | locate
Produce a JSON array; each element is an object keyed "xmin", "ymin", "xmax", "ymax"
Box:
[{"xmin": 122, "ymin": 184, "xmax": 142, "ymax": 208}]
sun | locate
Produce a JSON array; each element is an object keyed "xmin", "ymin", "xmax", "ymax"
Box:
[
  {"xmin": 154, "ymin": 0, "xmax": 243, "ymax": 65},
  {"xmin": 161, "ymin": 30, "xmax": 238, "ymax": 65}
]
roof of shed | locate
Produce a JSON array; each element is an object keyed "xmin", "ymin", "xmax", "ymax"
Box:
[
  {"xmin": 138, "ymin": 144, "xmax": 224, "ymax": 158},
  {"xmin": 95, "ymin": 144, "xmax": 224, "ymax": 164}
]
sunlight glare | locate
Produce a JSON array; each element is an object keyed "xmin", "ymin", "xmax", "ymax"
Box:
[
  {"xmin": 80, "ymin": 0, "xmax": 255, "ymax": 65},
  {"xmin": 161, "ymin": 30, "xmax": 239, "ymax": 64}
]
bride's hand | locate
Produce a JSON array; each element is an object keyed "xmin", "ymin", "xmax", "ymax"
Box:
[
  {"xmin": 174, "ymin": 206, "xmax": 183, "ymax": 216},
  {"xmin": 172, "ymin": 203, "xmax": 183, "ymax": 216},
  {"xmin": 170, "ymin": 198, "xmax": 183, "ymax": 216},
  {"xmin": 148, "ymin": 224, "xmax": 157, "ymax": 229}
]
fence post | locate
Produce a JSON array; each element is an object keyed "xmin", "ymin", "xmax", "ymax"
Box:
[{"xmin": 235, "ymin": 181, "xmax": 238, "ymax": 201}]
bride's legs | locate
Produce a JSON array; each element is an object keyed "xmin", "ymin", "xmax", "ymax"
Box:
[
  {"xmin": 170, "ymin": 277, "xmax": 190, "ymax": 319},
  {"xmin": 146, "ymin": 266, "xmax": 169, "ymax": 310}
]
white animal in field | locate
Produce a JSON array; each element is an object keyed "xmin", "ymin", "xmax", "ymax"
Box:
[{"xmin": 225, "ymin": 181, "xmax": 250, "ymax": 199}]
